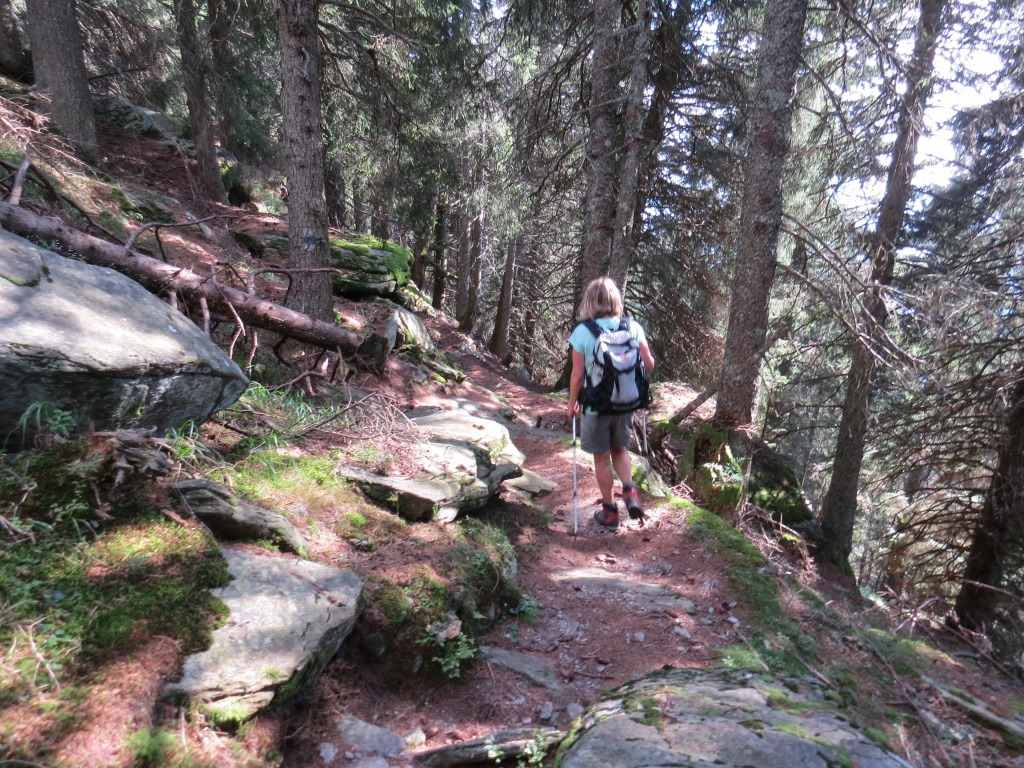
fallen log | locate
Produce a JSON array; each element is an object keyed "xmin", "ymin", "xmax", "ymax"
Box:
[{"xmin": 0, "ymin": 199, "xmax": 360, "ymax": 354}]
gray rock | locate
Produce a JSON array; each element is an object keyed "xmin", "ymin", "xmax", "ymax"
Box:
[
  {"xmin": 395, "ymin": 306, "xmax": 435, "ymax": 353},
  {"xmin": 337, "ymin": 715, "xmax": 405, "ymax": 758},
  {"xmin": 165, "ymin": 549, "xmax": 362, "ymax": 721},
  {"xmin": 357, "ymin": 310, "xmax": 399, "ymax": 375},
  {"xmin": 559, "ymin": 668, "xmax": 917, "ymax": 768},
  {"xmin": 480, "ymin": 646, "xmax": 562, "ymax": 691},
  {"xmin": 336, "ymin": 465, "xmax": 460, "ymax": 522},
  {"xmin": 175, "ymin": 478, "xmax": 308, "ymax": 555},
  {"xmin": 507, "ymin": 468, "xmax": 558, "ymax": 495},
  {"xmin": 340, "ymin": 411, "xmax": 525, "ymax": 521},
  {"xmin": 413, "ymin": 727, "xmax": 563, "ymax": 767},
  {"xmin": 0, "ymin": 230, "xmax": 248, "ymax": 449},
  {"xmin": 319, "ymin": 742, "xmax": 339, "ymax": 763}
]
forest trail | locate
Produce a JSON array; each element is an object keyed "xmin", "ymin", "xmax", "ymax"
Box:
[{"xmin": 276, "ymin": 315, "xmax": 795, "ymax": 766}]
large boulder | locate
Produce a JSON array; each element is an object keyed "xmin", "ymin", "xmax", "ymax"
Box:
[
  {"xmin": 557, "ymin": 668, "xmax": 915, "ymax": 768},
  {"xmin": 165, "ymin": 549, "xmax": 363, "ymax": 722},
  {"xmin": 0, "ymin": 229, "xmax": 248, "ymax": 449}
]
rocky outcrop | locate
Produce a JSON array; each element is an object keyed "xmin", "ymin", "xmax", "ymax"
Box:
[
  {"xmin": 338, "ymin": 409, "xmax": 525, "ymax": 522},
  {"xmin": 165, "ymin": 549, "xmax": 362, "ymax": 722},
  {"xmin": 557, "ymin": 668, "xmax": 915, "ymax": 768},
  {"xmin": 0, "ymin": 229, "xmax": 248, "ymax": 449},
  {"xmin": 175, "ymin": 478, "xmax": 308, "ymax": 555},
  {"xmin": 228, "ymin": 226, "xmax": 413, "ymax": 301}
]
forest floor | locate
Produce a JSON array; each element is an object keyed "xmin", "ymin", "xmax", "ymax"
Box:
[{"xmin": 4, "ymin": 117, "xmax": 1024, "ymax": 768}]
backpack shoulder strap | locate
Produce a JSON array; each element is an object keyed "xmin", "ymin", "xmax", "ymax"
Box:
[
  {"xmin": 583, "ymin": 319, "xmax": 603, "ymax": 338},
  {"xmin": 619, "ymin": 317, "xmax": 631, "ymax": 332}
]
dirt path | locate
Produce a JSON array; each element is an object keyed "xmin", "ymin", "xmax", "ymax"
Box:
[{"xmin": 279, "ymin": 320, "xmax": 749, "ymax": 766}]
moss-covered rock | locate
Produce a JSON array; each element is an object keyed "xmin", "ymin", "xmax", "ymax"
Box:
[
  {"xmin": 328, "ymin": 236, "xmax": 413, "ymax": 298},
  {"xmin": 749, "ymin": 446, "xmax": 813, "ymax": 525}
]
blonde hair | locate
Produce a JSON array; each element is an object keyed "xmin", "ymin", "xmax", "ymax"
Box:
[{"xmin": 579, "ymin": 277, "xmax": 623, "ymax": 320}]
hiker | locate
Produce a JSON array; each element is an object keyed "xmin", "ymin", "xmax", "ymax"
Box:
[{"xmin": 566, "ymin": 276, "xmax": 655, "ymax": 530}]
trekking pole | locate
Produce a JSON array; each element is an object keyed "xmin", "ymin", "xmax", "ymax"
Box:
[{"xmin": 571, "ymin": 413, "xmax": 579, "ymax": 540}]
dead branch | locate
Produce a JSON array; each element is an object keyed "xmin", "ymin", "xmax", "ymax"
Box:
[
  {"xmin": 7, "ymin": 156, "xmax": 30, "ymax": 205},
  {"xmin": 0, "ymin": 199, "xmax": 361, "ymax": 354}
]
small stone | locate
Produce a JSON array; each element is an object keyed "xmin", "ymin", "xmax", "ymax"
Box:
[
  {"xmin": 404, "ymin": 728, "xmax": 426, "ymax": 748},
  {"xmin": 522, "ymin": 717, "xmax": 533, "ymax": 725},
  {"xmin": 566, "ymin": 703, "xmax": 584, "ymax": 719},
  {"xmin": 633, "ymin": 631, "xmax": 645, "ymax": 643},
  {"xmin": 319, "ymin": 742, "xmax": 338, "ymax": 763},
  {"xmin": 728, "ymin": 600, "xmax": 738, "ymax": 608},
  {"xmin": 673, "ymin": 627, "xmax": 693, "ymax": 640},
  {"xmin": 728, "ymin": 616, "xmax": 740, "ymax": 625},
  {"xmin": 539, "ymin": 701, "xmax": 555, "ymax": 720}
]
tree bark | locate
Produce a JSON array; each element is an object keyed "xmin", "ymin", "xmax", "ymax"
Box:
[
  {"xmin": 352, "ymin": 178, "xmax": 367, "ymax": 232},
  {"xmin": 454, "ymin": 203, "xmax": 471, "ymax": 323},
  {"xmin": 461, "ymin": 200, "xmax": 484, "ymax": 334},
  {"xmin": 431, "ymin": 202, "xmax": 447, "ymax": 310},
  {"xmin": 818, "ymin": 0, "xmax": 946, "ymax": 569},
  {"xmin": 24, "ymin": 0, "xmax": 95, "ymax": 156},
  {"xmin": 607, "ymin": 0, "xmax": 654, "ymax": 291},
  {"xmin": 174, "ymin": 0, "xmax": 226, "ymax": 202},
  {"xmin": 954, "ymin": 371, "xmax": 1024, "ymax": 631},
  {"xmin": 0, "ymin": 200, "xmax": 360, "ymax": 353},
  {"xmin": 713, "ymin": 0, "xmax": 809, "ymax": 429},
  {"xmin": 488, "ymin": 235, "xmax": 518, "ymax": 360},
  {"xmin": 0, "ymin": 0, "xmax": 31, "ymax": 80},
  {"xmin": 580, "ymin": 0, "xmax": 620, "ymax": 286},
  {"xmin": 207, "ymin": 0, "xmax": 248, "ymax": 158},
  {"xmin": 277, "ymin": 0, "xmax": 333, "ymax": 325}
]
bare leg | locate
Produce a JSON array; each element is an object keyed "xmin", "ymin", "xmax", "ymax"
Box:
[
  {"xmin": 593, "ymin": 451, "xmax": 615, "ymax": 505},
  {"xmin": 611, "ymin": 446, "xmax": 632, "ymax": 493}
]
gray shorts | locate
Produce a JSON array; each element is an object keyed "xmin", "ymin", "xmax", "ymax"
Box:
[{"xmin": 580, "ymin": 411, "xmax": 633, "ymax": 454}]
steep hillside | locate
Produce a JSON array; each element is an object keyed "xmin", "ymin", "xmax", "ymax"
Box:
[{"xmin": 2, "ymin": 98, "xmax": 1023, "ymax": 768}]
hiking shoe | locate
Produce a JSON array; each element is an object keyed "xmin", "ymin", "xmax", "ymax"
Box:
[
  {"xmin": 594, "ymin": 503, "xmax": 619, "ymax": 530},
  {"xmin": 623, "ymin": 488, "xmax": 645, "ymax": 520}
]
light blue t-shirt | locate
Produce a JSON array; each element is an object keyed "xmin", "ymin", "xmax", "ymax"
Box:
[{"xmin": 569, "ymin": 317, "xmax": 647, "ymax": 377}]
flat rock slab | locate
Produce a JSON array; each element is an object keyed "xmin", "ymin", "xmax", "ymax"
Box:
[
  {"xmin": 480, "ymin": 645, "xmax": 562, "ymax": 690},
  {"xmin": 551, "ymin": 567, "xmax": 698, "ymax": 614},
  {"xmin": 165, "ymin": 549, "xmax": 362, "ymax": 720},
  {"xmin": 560, "ymin": 668, "xmax": 917, "ymax": 768}
]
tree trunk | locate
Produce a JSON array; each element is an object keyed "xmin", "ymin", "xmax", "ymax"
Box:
[
  {"xmin": 431, "ymin": 202, "xmax": 447, "ymax": 310},
  {"xmin": 460, "ymin": 200, "xmax": 484, "ymax": 334},
  {"xmin": 713, "ymin": 0, "xmax": 809, "ymax": 429},
  {"xmin": 0, "ymin": 200, "xmax": 360, "ymax": 353},
  {"xmin": 352, "ymin": 178, "xmax": 367, "ymax": 232},
  {"xmin": 955, "ymin": 371, "xmax": 1024, "ymax": 631},
  {"xmin": 411, "ymin": 223, "xmax": 430, "ymax": 290},
  {"xmin": 24, "ymin": 0, "xmax": 96, "ymax": 156},
  {"xmin": 207, "ymin": 0, "xmax": 257, "ymax": 159},
  {"xmin": 277, "ymin": 0, "xmax": 333, "ymax": 325},
  {"xmin": 371, "ymin": 180, "xmax": 392, "ymax": 240},
  {"xmin": 174, "ymin": 0, "xmax": 226, "ymax": 202},
  {"xmin": 580, "ymin": 0, "xmax": 620, "ymax": 286},
  {"xmin": 607, "ymin": 0, "xmax": 654, "ymax": 291},
  {"xmin": 0, "ymin": 0, "xmax": 31, "ymax": 80},
  {"xmin": 488, "ymin": 235, "xmax": 518, "ymax": 360},
  {"xmin": 325, "ymin": 159, "xmax": 346, "ymax": 228},
  {"xmin": 454, "ymin": 204, "xmax": 471, "ymax": 325},
  {"xmin": 818, "ymin": 0, "xmax": 946, "ymax": 569}
]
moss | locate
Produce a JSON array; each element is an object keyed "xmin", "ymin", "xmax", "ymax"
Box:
[
  {"xmin": 866, "ymin": 727, "xmax": 893, "ymax": 752},
  {"xmin": 776, "ymin": 721, "xmax": 807, "ymax": 738},
  {"xmin": 230, "ymin": 228, "xmax": 266, "ymax": 258},
  {"xmin": 748, "ymin": 446, "xmax": 813, "ymax": 524}
]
